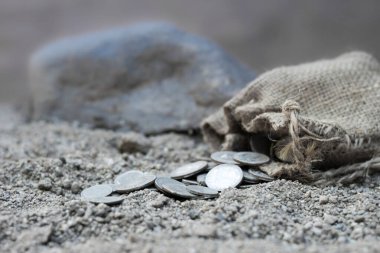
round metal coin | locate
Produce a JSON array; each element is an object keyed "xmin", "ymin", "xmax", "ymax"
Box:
[
  {"xmin": 248, "ymin": 168, "xmax": 274, "ymax": 181},
  {"xmin": 242, "ymin": 170, "xmax": 261, "ymax": 183},
  {"xmin": 154, "ymin": 177, "xmax": 183, "ymax": 193},
  {"xmin": 210, "ymin": 151, "xmax": 239, "ymax": 164},
  {"xmin": 81, "ymin": 184, "xmax": 113, "ymax": 199},
  {"xmin": 182, "ymin": 179, "xmax": 199, "ymax": 185},
  {"xmin": 238, "ymin": 184, "xmax": 255, "ymax": 189},
  {"xmin": 206, "ymin": 162, "xmax": 218, "ymax": 171},
  {"xmin": 196, "ymin": 173, "xmax": 207, "ymax": 186},
  {"xmin": 186, "ymin": 185, "xmax": 219, "ymax": 198},
  {"xmin": 114, "ymin": 174, "xmax": 156, "ymax": 193},
  {"xmin": 87, "ymin": 196, "xmax": 124, "ymax": 205},
  {"xmin": 115, "ymin": 170, "xmax": 144, "ymax": 185},
  {"xmin": 161, "ymin": 182, "xmax": 197, "ymax": 199},
  {"xmin": 205, "ymin": 164, "xmax": 243, "ymax": 191},
  {"xmin": 233, "ymin": 152, "xmax": 270, "ymax": 166},
  {"xmin": 170, "ymin": 161, "xmax": 208, "ymax": 179}
]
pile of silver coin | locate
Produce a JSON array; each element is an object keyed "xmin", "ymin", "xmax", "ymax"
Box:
[{"xmin": 80, "ymin": 151, "xmax": 273, "ymax": 204}]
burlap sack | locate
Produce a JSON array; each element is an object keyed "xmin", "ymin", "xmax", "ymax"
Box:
[{"xmin": 201, "ymin": 52, "xmax": 380, "ymax": 185}]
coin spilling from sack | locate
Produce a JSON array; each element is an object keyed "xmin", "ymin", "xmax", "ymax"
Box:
[{"xmin": 80, "ymin": 151, "xmax": 273, "ymax": 204}]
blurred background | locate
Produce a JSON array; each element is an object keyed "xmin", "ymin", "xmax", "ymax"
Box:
[{"xmin": 1, "ymin": 0, "xmax": 380, "ymax": 102}]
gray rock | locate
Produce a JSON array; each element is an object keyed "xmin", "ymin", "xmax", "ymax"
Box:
[
  {"xmin": 319, "ymin": 195, "xmax": 329, "ymax": 205},
  {"xmin": 29, "ymin": 23, "xmax": 254, "ymax": 133},
  {"xmin": 149, "ymin": 195, "xmax": 168, "ymax": 208},
  {"xmin": 38, "ymin": 178, "xmax": 52, "ymax": 191},
  {"xmin": 71, "ymin": 182, "xmax": 81, "ymax": 194},
  {"xmin": 93, "ymin": 203, "xmax": 111, "ymax": 217},
  {"xmin": 324, "ymin": 214, "xmax": 338, "ymax": 225},
  {"xmin": 114, "ymin": 132, "xmax": 151, "ymax": 154},
  {"xmin": 16, "ymin": 225, "xmax": 52, "ymax": 251}
]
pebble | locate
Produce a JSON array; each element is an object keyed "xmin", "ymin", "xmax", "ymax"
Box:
[
  {"xmin": 354, "ymin": 216, "xmax": 365, "ymax": 223},
  {"xmin": 303, "ymin": 222, "xmax": 313, "ymax": 230},
  {"xmin": 150, "ymin": 196, "xmax": 168, "ymax": 208},
  {"xmin": 93, "ymin": 203, "xmax": 111, "ymax": 218},
  {"xmin": 324, "ymin": 214, "xmax": 338, "ymax": 225},
  {"xmin": 319, "ymin": 195, "xmax": 329, "ymax": 204},
  {"xmin": 351, "ymin": 227, "xmax": 364, "ymax": 239},
  {"xmin": 71, "ymin": 182, "xmax": 81, "ymax": 194},
  {"xmin": 38, "ymin": 178, "xmax": 52, "ymax": 191},
  {"xmin": 195, "ymin": 225, "xmax": 216, "ymax": 237},
  {"xmin": 62, "ymin": 179, "xmax": 72, "ymax": 189}
]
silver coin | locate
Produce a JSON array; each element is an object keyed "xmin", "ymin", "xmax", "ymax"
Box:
[
  {"xmin": 182, "ymin": 179, "xmax": 199, "ymax": 185},
  {"xmin": 87, "ymin": 196, "xmax": 124, "ymax": 205},
  {"xmin": 106, "ymin": 184, "xmax": 120, "ymax": 192},
  {"xmin": 170, "ymin": 161, "xmax": 208, "ymax": 179},
  {"xmin": 206, "ymin": 162, "xmax": 218, "ymax": 171},
  {"xmin": 233, "ymin": 152, "xmax": 270, "ymax": 166},
  {"xmin": 115, "ymin": 170, "xmax": 144, "ymax": 185},
  {"xmin": 242, "ymin": 170, "xmax": 261, "ymax": 183},
  {"xmin": 154, "ymin": 177, "xmax": 183, "ymax": 193},
  {"xmin": 161, "ymin": 182, "xmax": 197, "ymax": 199},
  {"xmin": 196, "ymin": 173, "xmax": 207, "ymax": 186},
  {"xmin": 205, "ymin": 164, "xmax": 243, "ymax": 191},
  {"xmin": 81, "ymin": 184, "xmax": 113, "ymax": 199},
  {"xmin": 114, "ymin": 174, "xmax": 156, "ymax": 193},
  {"xmin": 238, "ymin": 184, "xmax": 256, "ymax": 189},
  {"xmin": 248, "ymin": 168, "xmax": 274, "ymax": 181},
  {"xmin": 211, "ymin": 151, "xmax": 239, "ymax": 164},
  {"xmin": 186, "ymin": 185, "xmax": 219, "ymax": 198},
  {"xmin": 146, "ymin": 187, "xmax": 159, "ymax": 192}
]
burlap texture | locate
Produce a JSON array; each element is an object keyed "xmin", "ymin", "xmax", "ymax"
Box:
[{"xmin": 201, "ymin": 52, "xmax": 380, "ymax": 184}]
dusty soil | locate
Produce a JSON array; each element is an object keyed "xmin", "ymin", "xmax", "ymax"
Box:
[{"xmin": 1, "ymin": 105, "xmax": 379, "ymax": 253}]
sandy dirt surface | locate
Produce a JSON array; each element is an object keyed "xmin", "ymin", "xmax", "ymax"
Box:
[{"xmin": 1, "ymin": 105, "xmax": 379, "ymax": 253}]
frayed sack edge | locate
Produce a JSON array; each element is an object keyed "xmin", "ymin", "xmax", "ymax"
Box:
[{"xmin": 202, "ymin": 100, "xmax": 380, "ymax": 186}]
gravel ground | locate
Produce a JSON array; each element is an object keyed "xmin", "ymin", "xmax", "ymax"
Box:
[{"xmin": 1, "ymin": 105, "xmax": 380, "ymax": 253}]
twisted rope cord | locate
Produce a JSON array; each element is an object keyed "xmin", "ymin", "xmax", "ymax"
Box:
[{"xmin": 281, "ymin": 100, "xmax": 341, "ymax": 164}]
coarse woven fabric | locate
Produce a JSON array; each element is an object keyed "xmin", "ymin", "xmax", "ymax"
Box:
[{"xmin": 201, "ymin": 51, "xmax": 380, "ymax": 184}]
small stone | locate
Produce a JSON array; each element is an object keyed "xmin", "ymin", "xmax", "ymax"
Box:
[
  {"xmin": 17, "ymin": 225, "xmax": 52, "ymax": 248},
  {"xmin": 66, "ymin": 200, "xmax": 83, "ymax": 215},
  {"xmin": 195, "ymin": 225, "xmax": 216, "ymax": 237},
  {"xmin": 54, "ymin": 167, "xmax": 64, "ymax": 178},
  {"xmin": 62, "ymin": 179, "xmax": 72, "ymax": 189},
  {"xmin": 150, "ymin": 195, "xmax": 168, "ymax": 208},
  {"xmin": 313, "ymin": 221, "xmax": 323, "ymax": 228},
  {"xmin": 354, "ymin": 216, "xmax": 365, "ymax": 223},
  {"xmin": 337, "ymin": 236, "xmax": 348, "ymax": 243},
  {"xmin": 375, "ymin": 225, "xmax": 380, "ymax": 236},
  {"xmin": 116, "ymin": 132, "xmax": 151, "ymax": 154},
  {"xmin": 303, "ymin": 222, "xmax": 313, "ymax": 231},
  {"xmin": 311, "ymin": 227, "xmax": 322, "ymax": 236},
  {"xmin": 324, "ymin": 214, "xmax": 338, "ymax": 225},
  {"xmin": 38, "ymin": 178, "xmax": 52, "ymax": 191},
  {"xmin": 93, "ymin": 203, "xmax": 111, "ymax": 217},
  {"xmin": 329, "ymin": 196, "xmax": 338, "ymax": 203},
  {"xmin": 71, "ymin": 182, "xmax": 81, "ymax": 194},
  {"xmin": 304, "ymin": 191, "xmax": 312, "ymax": 198},
  {"xmin": 351, "ymin": 227, "xmax": 364, "ymax": 239},
  {"xmin": 188, "ymin": 209, "xmax": 200, "ymax": 220},
  {"xmin": 319, "ymin": 195, "xmax": 329, "ymax": 204},
  {"xmin": 282, "ymin": 232, "xmax": 292, "ymax": 241}
]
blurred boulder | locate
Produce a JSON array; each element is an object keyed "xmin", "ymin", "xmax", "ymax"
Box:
[{"xmin": 29, "ymin": 23, "xmax": 254, "ymax": 133}]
